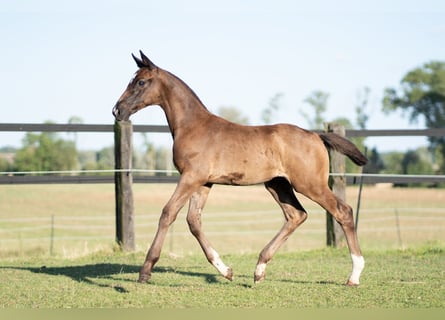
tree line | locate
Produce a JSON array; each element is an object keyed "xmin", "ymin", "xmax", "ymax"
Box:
[{"xmin": 0, "ymin": 61, "xmax": 444, "ymax": 185}]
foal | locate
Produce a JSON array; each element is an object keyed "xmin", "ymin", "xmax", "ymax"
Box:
[{"xmin": 113, "ymin": 51, "xmax": 367, "ymax": 286}]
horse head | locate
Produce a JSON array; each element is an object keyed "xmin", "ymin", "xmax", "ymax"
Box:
[{"xmin": 112, "ymin": 51, "xmax": 163, "ymax": 121}]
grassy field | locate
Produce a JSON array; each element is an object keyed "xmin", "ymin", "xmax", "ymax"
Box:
[
  {"xmin": 0, "ymin": 184, "xmax": 444, "ymax": 308},
  {"xmin": 0, "ymin": 245, "xmax": 443, "ymax": 308},
  {"xmin": 0, "ymin": 184, "xmax": 443, "ymax": 257}
]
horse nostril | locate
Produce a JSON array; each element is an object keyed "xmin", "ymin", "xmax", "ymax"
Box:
[{"xmin": 112, "ymin": 106, "xmax": 120, "ymax": 117}]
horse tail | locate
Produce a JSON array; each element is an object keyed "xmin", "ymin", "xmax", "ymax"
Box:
[{"xmin": 319, "ymin": 132, "xmax": 368, "ymax": 166}]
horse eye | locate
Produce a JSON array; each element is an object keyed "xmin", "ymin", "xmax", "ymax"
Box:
[{"xmin": 138, "ymin": 80, "xmax": 145, "ymax": 86}]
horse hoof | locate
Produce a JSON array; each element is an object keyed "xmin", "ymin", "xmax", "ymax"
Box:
[
  {"xmin": 254, "ymin": 273, "xmax": 265, "ymax": 284},
  {"xmin": 345, "ymin": 280, "xmax": 359, "ymax": 287},
  {"xmin": 224, "ymin": 267, "xmax": 234, "ymax": 281},
  {"xmin": 138, "ymin": 273, "xmax": 151, "ymax": 283}
]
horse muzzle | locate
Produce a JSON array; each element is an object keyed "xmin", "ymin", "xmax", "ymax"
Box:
[{"xmin": 112, "ymin": 104, "xmax": 130, "ymax": 121}]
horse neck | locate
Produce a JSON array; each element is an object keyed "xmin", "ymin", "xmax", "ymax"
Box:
[{"xmin": 158, "ymin": 70, "xmax": 211, "ymax": 138}]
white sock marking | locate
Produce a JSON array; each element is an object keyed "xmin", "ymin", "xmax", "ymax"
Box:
[
  {"xmin": 210, "ymin": 249, "xmax": 230, "ymax": 277},
  {"xmin": 255, "ymin": 262, "xmax": 267, "ymax": 278},
  {"xmin": 349, "ymin": 254, "xmax": 365, "ymax": 285}
]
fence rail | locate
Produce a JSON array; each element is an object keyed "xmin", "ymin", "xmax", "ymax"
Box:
[
  {"xmin": 1, "ymin": 123, "xmax": 444, "ymax": 137},
  {"xmin": 1, "ymin": 123, "xmax": 445, "ymax": 185},
  {"xmin": 0, "ymin": 123, "xmax": 170, "ymax": 133},
  {"xmin": 0, "ymin": 174, "xmax": 179, "ymax": 184}
]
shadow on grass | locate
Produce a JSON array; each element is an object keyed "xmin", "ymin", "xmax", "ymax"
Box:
[
  {"xmin": 0, "ymin": 263, "xmax": 221, "ymax": 293},
  {"xmin": 1, "ymin": 263, "xmax": 344, "ymax": 293}
]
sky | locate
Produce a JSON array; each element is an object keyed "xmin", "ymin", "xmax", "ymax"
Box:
[{"xmin": 1, "ymin": 0, "xmax": 445, "ymax": 152}]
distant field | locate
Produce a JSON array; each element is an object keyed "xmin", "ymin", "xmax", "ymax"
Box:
[{"xmin": 0, "ymin": 184, "xmax": 444, "ymax": 257}]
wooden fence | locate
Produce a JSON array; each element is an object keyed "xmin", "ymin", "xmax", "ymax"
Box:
[
  {"xmin": 1, "ymin": 122, "xmax": 444, "ymax": 250},
  {"xmin": 1, "ymin": 123, "xmax": 444, "ymax": 184}
]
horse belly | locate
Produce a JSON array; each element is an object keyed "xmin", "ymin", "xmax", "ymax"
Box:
[{"xmin": 209, "ymin": 155, "xmax": 281, "ymax": 185}]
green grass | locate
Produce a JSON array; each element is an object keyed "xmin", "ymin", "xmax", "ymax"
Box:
[
  {"xmin": 0, "ymin": 184, "xmax": 444, "ymax": 309},
  {"xmin": 0, "ymin": 245, "xmax": 443, "ymax": 308}
]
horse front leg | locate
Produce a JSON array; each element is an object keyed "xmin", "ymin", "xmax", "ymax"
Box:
[
  {"xmin": 138, "ymin": 177, "xmax": 199, "ymax": 283},
  {"xmin": 186, "ymin": 184, "xmax": 233, "ymax": 281}
]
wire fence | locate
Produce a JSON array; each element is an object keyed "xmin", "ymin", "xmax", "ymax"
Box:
[
  {"xmin": 1, "ymin": 169, "xmax": 445, "ymax": 185},
  {"xmin": 1, "ymin": 168, "xmax": 444, "ymax": 257},
  {"xmin": 1, "ymin": 203, "xmax": 444, "ymax": 257}
]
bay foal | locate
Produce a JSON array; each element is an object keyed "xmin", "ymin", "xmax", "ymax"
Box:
[{"xmin": 112, "ymin": 51, "xmax": 367, "ymax": 285}]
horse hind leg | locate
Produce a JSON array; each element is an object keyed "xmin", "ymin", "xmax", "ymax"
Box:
[
  {"xmin": 307, "ymin": 187, "xmax": 365, "ymax": 286},
  {"xmin": 254, "ymin": 177, "xmax": 308, "ymax": 283},
  {"xmin": 186, "ymin": 184, "xmax": 233, "ymax": 281}
]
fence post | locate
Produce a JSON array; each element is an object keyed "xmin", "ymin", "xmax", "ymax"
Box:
[
  {"xmin": 114, "ymin": 120, "xmax": 135, "ymax": 251},
  {"xmin": 325, "ymin": 122, "xmax": 346, "ymax": 247}
]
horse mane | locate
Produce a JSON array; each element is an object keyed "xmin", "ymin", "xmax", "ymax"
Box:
[
  {"xmin": 163, "ymin": 70, "xmax": 210, "ymax": 111},
  {"xmin": 134, "ymin": 50, "xmax": 210, "ymax": 111}
]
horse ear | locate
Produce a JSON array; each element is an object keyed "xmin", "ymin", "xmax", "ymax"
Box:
[
  {"xmin": 132, "ymin": 53, "xmax": 146, "ymax": 69},
  {"xmin": 131, "ymin": 51, "xmax": 157, "ymax": 70},
  {"xmin": 139, "ymin": 50, "xmax": 156, "ymax": 70}
]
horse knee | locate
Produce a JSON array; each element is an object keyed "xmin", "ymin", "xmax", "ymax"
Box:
[{"xmin": 159, "ymin": 206, "xmax": 177, "ymax": 227}]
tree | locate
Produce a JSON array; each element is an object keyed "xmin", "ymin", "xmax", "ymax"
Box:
[
  {"xmin": 68, "ymin": 116, "xmax": 84, "ymax": 145},
  {"xmin": 0, "ymin": 157, "xmax": 11, "ymax": 172},
  {"xmin": 14, "ymin": 130, "xmax": 78, "ymax": 172},
  {"xmin": 383, "ymin": 61, "xmax": 445, "ymax": 173},
  {"xmin": 139, "ymin": 133, "xmax": 156, "ymax": 172},
  {"xmin": 299, "ymin": 89, "xmax": 373, "ymax": 173},
  {"xmin": 355, "ymin": 87, "xmax": 371, "ymax": 130},
  {"xmin": 381, "ymin": 152, "xmax": 404, "ymax": 174},
  {"xmin": 351, "ymin": 86, "xmax": 372, "ymax": 172},
  {"xmin": 261, "ymin": 93, "xmax": 284, "ymax": 124},
  {"xmin": 363, "ymin": 147, "xmax": 385, "ymax": 174},
  {"xmin": 218, "ymin": 106, "xmax": 249, "ymax": 124},
  {"xmin": 382, "ymin": 148, "xmax": 437, "ymax": 186},
  {"xmin": 300, "ymin": 90, "xmax": 329, "ymax": 129},
  {"xmin": 0, "ymin": 147, "xmax": 15, "ymax": 172},
  {"xmin": 95, "ymin": 146, "xmax": 114, "ymax": 170}
]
